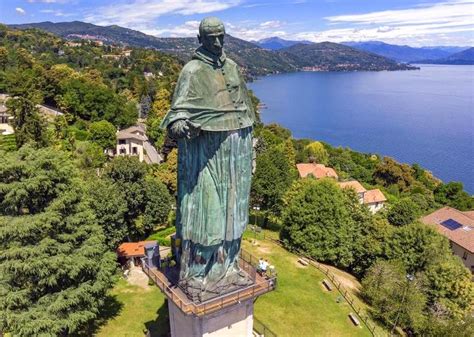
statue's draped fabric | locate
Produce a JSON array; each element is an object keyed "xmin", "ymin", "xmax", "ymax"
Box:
[{"xmin": 161, "ymin": 47, "xmax": 256, "ymax": 298}]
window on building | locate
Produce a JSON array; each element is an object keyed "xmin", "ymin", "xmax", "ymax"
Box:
[
  {"xmin": 463, "ymin": 251, "xmax": 468, "ymax": 260},
  {"xmin": 119, "ymin": 148, "xmax": 126, "ymax": 154},
  {"xmin": 118, "ymin": 139, "xmax": 126, "ymax": 145},
  {"xmin": 132, "ymin": 147, "xmax": 138, "ymax": 154}
]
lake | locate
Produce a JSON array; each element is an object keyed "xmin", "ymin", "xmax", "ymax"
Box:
[{"xmin": 248, "ymin": 65, "xmax": 474, "ymax": 193}]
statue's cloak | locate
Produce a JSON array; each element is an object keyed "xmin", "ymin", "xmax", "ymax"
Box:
[
  {"xmin": 160, "ymin": 47, "xmax": 256, "ymax": 297},
  {"xmin": 160, "ymin": 47, "xmax": 256, "ymax": 131}
]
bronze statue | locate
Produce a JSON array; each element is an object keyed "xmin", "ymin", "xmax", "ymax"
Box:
[{"xmin": 161, "ymin": 17, "xmax": 256, "ymax": 300}]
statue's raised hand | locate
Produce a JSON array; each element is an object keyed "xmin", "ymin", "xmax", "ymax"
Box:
[{"xmin": 168, "ymin": 120, "xmax": 201, "ymax": 139}]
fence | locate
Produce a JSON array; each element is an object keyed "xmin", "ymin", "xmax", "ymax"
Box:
[
  {"xmin": 266, "ymin": 238, "xmax": 387, "ymax": 337},
  {"xmin": 253, "ymin": 316, "xmax": 278, "ymax": 337},
  {"xmin": 142, "ymin": 249, "xmax": 277, "ymax": 317}
]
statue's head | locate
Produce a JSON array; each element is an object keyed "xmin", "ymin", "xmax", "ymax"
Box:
[{"xmin": 198, "ymin": 17, "xmax": 225, "ymax": 56}]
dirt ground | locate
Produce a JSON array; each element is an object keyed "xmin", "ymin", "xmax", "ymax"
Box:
[{"xmin": 126, "ymin": 267, "xmax": 150, "ymax": 290}]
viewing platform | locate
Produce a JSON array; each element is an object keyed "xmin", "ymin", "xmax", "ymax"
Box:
[{"xmin": 141, "ymin": 249, "xmax": 277, "ymax": 317}]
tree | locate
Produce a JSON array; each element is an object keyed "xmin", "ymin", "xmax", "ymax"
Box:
[
  {"xmin": 143, "ymin": 178, "xmax": 172, "ymax": 233},
  {"xmin": 155, "ymin": 148, "xmax": 178, "ymax": 195},
  {"xmin": 303, "ymin": 141, "xmax": 329, "ymax": 164},
  {"xmin": 361, "ymin": 260, "xmax": 426, "ymax": 332},
  {"xmin": 422, "ymin": 254, "xmax": 474, "ymax": 319},
  {"xmin": 434, "ymin": 182, "xmax": 474, "ymax": 211},
  {"xmin": 387, "ymin": 198, "xmax": 420, "ymax": 226},
  {"xmin": 374, "ymin": 157, "xmax": 415, "ymax": 191},
  {"xmin": 87, "ymin": 178, "xmax": 128, "ymax": 249},
  {"xmin": 89, "ymin": 120, "xmax": 116, "ymax": 150},
  {"xmin": 139, "ymin": 94, "xmax": 151, "ymax": 119},
  {"xmin": 6, "ymin": 96, "xmax": 48, "ymax": 148},
  {"xmin": 0, "ymin": 146, "xmax": 116, "ymax": 336},
  {"xmin": 280, "ymin": 179, "xmax": 365, "ymax": 269},
  {"xmin": 106, "ymin": 156, "xmax": 171, "ymax": 238},
  {"xmin": 74, "ymin": 141, "xmax": 107, "ymax": 169},
  {"xmin": 385, "ymin": 222, "xmax": 451, "ymax": 274},
  {"xmin": 251, "ymin": 144, "xmax": 296, "ymax": 221}
]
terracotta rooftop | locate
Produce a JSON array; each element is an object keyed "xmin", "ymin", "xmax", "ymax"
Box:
[
  {"xmin": 363, "ymin": 189, "xmax": 387, "ymax": 204},
  {"xmin": 338, "ymin": 180, "xmax": 367, "ymax": 194},
  {"xmin": 117, "ymin": 241, "xmax": 156, "ymax": 257},
  {"xmin": 296, "ymin": 163, "xmax": 338, "ymax": 179},
  {"xmin": 421, "ymin": 207, "xmax": 474, "ymax": 253}
]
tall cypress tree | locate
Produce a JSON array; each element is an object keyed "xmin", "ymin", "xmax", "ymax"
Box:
[{"xmin": 0, "ymin": 146, "xmax": 116, "ymax": 336}]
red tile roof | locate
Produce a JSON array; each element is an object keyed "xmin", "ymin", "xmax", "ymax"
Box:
[
  {"xmin": 296, "ymin": 163, "xmax": 338, "ymax": 179},
  {"xmin": 117, "ymin": 241, "xmax": 156, "ymax": 258},
  {"xmin": 421, "ymin": 207, "xmax": 474, "ymax": 253},
  {"xmin": 338, "ymin": 180, "xmax": 367, "ymax": 194},
  {"xmin": 363, "ymin": 189, "xmax": 387, "ymax": 204}
]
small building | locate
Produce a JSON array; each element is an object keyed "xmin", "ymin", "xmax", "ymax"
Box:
[
  {"xmin": 338, "ymin": 180, "xmax": 387, "ymax": 213},
  {"xmin": 296, "ymin": 163, "xmax": 338, "ymax": 179},
  {"xmin": 0, "ymin": 94, "xmax": 13, "ymax": 135},
  {"xmin": 111, "ymin": 125, "xmax": 162, "ymax": 164},
  {"xmin": 363, "ymin": 189, "xmax": 387, "ymax": 213},
  {"xmin": 116, "ymin": 125, "xmax": 147, "ymax": 162},
  {"xmin": 421, "ymin": 207, "xmax": 474, "ymax": 274},
  {"xmin": 117, "ymin": 240, "xmax": 158, "ymax": 268}
]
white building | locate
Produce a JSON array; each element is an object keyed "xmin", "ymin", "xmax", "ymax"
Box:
[
  {"xmin": 112, "ymin": 125, "xmax": 162, "ymax": 164},
  {"xmin": 0, "ymin": 94, "xmax": 13, "ymax": 135}
]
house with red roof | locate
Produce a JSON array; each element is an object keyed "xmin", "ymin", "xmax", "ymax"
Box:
[
  {"xmin": 117, "ymin": 240, "xmax": 157, "ymax": 268},
  {"xmin": 421, "ymin": 207, "xmax": 474, "ymax": 274},
  {"xmin": 296, "ymin": 163, "xmax": 338, "ymax": 180},
  {"xmin": 338, "ymin": 180, "xmax": 387, "ymax": 214}
]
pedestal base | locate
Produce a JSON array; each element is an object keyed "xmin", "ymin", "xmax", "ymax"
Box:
[{"xmin": 168, "ymin": 297, "xmax": 254, "ymax": 337}]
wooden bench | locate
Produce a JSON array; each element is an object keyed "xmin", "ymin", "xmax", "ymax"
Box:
[
  {"xmin": 298, "ymin": 258, "xmax": 309, "ymax": 266},
  {"xmin": 349, "ymin": 313, "xmax": 360, "ymax": 326},
  {"xmin": 322, "ymin": 279, "xmax": 333, "ymax": 291}
]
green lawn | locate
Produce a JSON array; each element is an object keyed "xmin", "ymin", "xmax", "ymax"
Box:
[
  {"xmin": 95, "ymin": 230, "xmax": 382, "ymax": 337},
  {"xmin": 243, "ymin": 237, "xmax": 374, "ymax": 337},
  {"xmin": 96, "ymin": 279, "xmax": 169, "ymax": 337}
]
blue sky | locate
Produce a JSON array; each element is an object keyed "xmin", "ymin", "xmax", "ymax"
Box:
[{"xmin": 2, "ymin": 0, "xmax": 473, "ymax": 46}]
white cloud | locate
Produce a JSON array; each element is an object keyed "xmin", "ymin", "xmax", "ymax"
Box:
[
  {"xmin": 27, "ymin": 0, "xmax": 69, "ymax": 3},
  {"xmin": 295, "ymin": 0, "xmax": 474, "ymax": 46},
  {"xmin": 84, "ymin": 0, "xmax": 241, "ymax": 28},
  {"xmin": 15, "ymin": 7, "xmax": 26, "ymax": 15},
  {"xmin": 39, "ymin": 9, "xmax": 72, "ymax": 17}
]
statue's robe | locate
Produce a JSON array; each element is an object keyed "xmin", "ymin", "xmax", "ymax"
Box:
[{"xmin": 161, "ymin": 47, "xmax": 256, "ymax": 299}]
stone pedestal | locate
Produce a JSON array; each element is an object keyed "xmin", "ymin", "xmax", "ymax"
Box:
[{"xmin": 168, "ymin": 298, "xmax": 254, "ymax": 337}]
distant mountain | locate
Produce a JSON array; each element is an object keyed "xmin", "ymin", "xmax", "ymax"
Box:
[
  {"xmin": 278, "ymin": 42, "xmax": 417, "ymax": 71},
  {"xmin": 417, "ymin": 47, "xmax": 474, "ymax": 65},
  {"xmin": 343, "ymin": 41, "xmax": 460, "ymax": 62},
  {"xmin": 10, "ymin": 21, "xmax": 418, "ymax": 75},
  {"xmin": 256, "ymin": 36, "xmax": 312, "ymax": 50}
]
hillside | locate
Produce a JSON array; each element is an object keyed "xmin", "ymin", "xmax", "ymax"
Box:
[
  {"xmin": 278, "ymin": 42, "xmax": 418, "ymax": 71},
  {"xmin": 10, "ymin": 21, "xmax": 296, "ymax": 77},
  {"xmin": 417, "ymin": 47, "xmax": 474, "ymax": 65},
  {"xmin": 10, "ymin": 21, "xmax": 418, "ymax": 75},
  {"xmin": 256, "ymin": 36, "xmax": 312, "ymax": 50},
  {"xmin": 343, "ymin": 41, "xmax": 456, "ymax": 62}
]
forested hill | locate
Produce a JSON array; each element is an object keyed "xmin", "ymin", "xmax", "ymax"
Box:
[
  {"xmin": 10, "ymin": 21, "xmax": 417, "ymax": 75},
  {"xmin": 277, "ymin": 42, "xmax": 418, "ymax": 71},
  {"xmin": 9, "ymin": 21, "xmax": 297, "ymax": 77},
  {"xmin": 418, "ymin": 47, "xmax": 474, "ymax": 65}
]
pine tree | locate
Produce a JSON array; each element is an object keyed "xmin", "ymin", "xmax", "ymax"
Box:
[{"xmin": 0, "ymin": 146, "xmax": 116, "ymax": 336}]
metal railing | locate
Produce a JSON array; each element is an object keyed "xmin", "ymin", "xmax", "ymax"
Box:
[
  {"xmin": 141, "ymin": 249, "xmax": 277, "ymax": 317},
  {"xmin": 253, "ymin": 316, "xmax": 278, "ymax": 337},
  {"xmin": 267, "ymin": 238, "xmax": 387, "ymax": 337}
]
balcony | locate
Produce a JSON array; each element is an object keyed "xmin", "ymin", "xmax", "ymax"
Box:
[{"xmin": 141, "ymin": 249, "xmax": 277, "ymax": 317}]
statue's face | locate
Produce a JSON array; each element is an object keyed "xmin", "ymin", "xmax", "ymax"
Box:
[{"xmin": 199, "ymin": 31, "xmax": 225, "ymax": 56}]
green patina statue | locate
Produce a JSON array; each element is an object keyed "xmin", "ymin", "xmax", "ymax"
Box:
[{"xmin": 160, "ymin": 17, "xmax": 256, "ymax": 300}]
